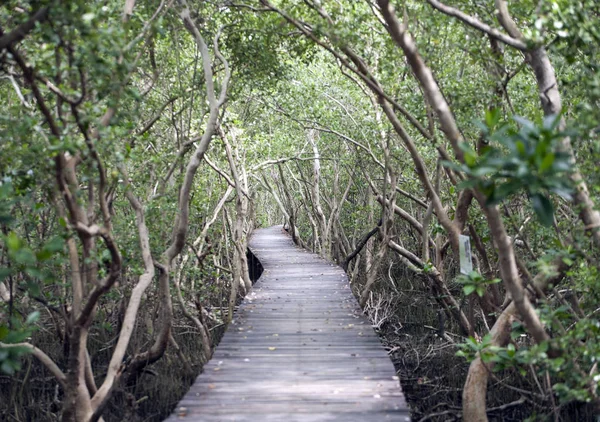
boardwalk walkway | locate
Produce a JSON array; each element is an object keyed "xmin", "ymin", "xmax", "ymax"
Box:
[{"xmin": 166, "ymin": 226, "xmax": 409, "ymax": 421}]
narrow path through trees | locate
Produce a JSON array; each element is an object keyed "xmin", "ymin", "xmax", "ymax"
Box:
[{"xmin": 166, "ymin": 226, "xmax": 408, "ymax": 421}]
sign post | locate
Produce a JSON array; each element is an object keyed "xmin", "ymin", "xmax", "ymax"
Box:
[{"xmin": 459, "ymin": 234, "xmax": 473, "ymax": 275}]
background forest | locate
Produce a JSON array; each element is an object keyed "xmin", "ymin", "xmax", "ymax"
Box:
[{"xmin": 1, "ymin": 0, "xmax": 600, "ymax": 421}]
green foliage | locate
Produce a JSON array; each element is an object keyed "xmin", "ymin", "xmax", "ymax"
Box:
[
  {"xmin": 457, "ymin": 271, "xmax": 501, "ymax": 297},
  {"xmin": 0, "ymin": 178, "xmax": 65, "ymax": 376},
  {"xmin": 446, "ymin": 111, "xmax": 573, "ymax": 226},
  {"xmin": 455, "ymin": 334, "xmax": 493, "ymax": 362},
  {"xmin": 1, "ymin": 221, "xmax": 65, "ymax": 298},
  {"xmin": 0, "ymin": 311, "xmax": 40, "ymax": 375},
  {"xmin": 541, "ymin": 1, "xmax": 600, "ymax": 55}
]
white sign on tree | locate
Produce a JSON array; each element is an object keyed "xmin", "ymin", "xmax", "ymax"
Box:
[{"xmin": 459, "ymin": 234, "xmax": 473, "ymax": 275}]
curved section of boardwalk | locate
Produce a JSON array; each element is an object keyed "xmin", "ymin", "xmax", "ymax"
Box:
[{"xmin": 166, "ymin": 226, "xmax": 409, "ymax": 421}]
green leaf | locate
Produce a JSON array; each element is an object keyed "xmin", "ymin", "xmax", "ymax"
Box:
[
  {"xmin": 485, "ymin": 108, "xmax": 501, "ymax": 129},
  {"xmin": 470, "ymin": 166, "xmax": 497, "ymax": 177},
  {"xmin": 513, "ymin": 115, "xmax": 536, "ymax": 132},
  {"xmin": 531, "ymin": 193, "xmax": 555, "ymax": 226},
  {"xmin": 37, "ymin": 236, "xmax": 65, "ymax": 261},
  {"xmin": 0, "ymin": 268, "xmax": 11, "ymax": 281},
  {"xmin": 473, "ymin": 119, "xmax": 489, "ymax": 134},
  {"xmin": 44, "ymin": 236, "xmax": 65, "ymax": 253},
  {"xmin": 455, "ymin": 350, "xmax": 467, "ymax": 358},
  {"xmin": 459, "ymin": 142, "xmax": 477, "ymax": 167},
  {"xmin": 540, "ymin": 153, "xmax": 555, "ymax": 172},
  {"xmin": 25, "ymin": 268, "xmax": 43, "ymax": 280},
  {"xmin": 550, "ymin": 185, "xmax": 573, "ymax": 200},
  {"xmin": 494, "ymin": 180, "xmax": 522, "ymax": 201},
  {"xmin": 441, "ymin": 160, "xmax": 464, "ymax": 173},
  {"xmin": 0, "ymin": 326, "xmax": 8, "ymax": 340},
  {"xmin": 463, "ymin": 284, "xmax": 476, "ymax": 296},
  {"xmin": 456, "ymin": 178, "xmax": 479, "ymax": 191},
  {"xmin": 1, "ymin": 360, "xmax": 16, "ymax": 375},
  {"xmin": 36, "ymin": 250, "xmax": 52, "ymax": 262},
  {"xmin": 542, "ymin": 114, "xmax": 561, "ymax": 131},
  {"xmin": 13, "ymin": 249, "xmax": 36, "ymax": 266},
  {"xmin": 25, "ymin": 281, "xmax": 41, "ymax": 298},
  {"xmin": 26, "ymin": 311, "xmax": 40, "ymax": 325},
  {"xmin": 6, "ymin": 232, "xmax": 21, "ymax": 251}
]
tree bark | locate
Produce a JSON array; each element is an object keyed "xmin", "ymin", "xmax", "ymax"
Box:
[
  {"xmin": 342, "ymin": 224, "xmax": 380, "ymax": 272},
  {"xmin": 308, "ymin": 130, "xmax": 329, "ymax": 257}
]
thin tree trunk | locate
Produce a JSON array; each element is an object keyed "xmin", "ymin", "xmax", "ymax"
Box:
[{"xmin": 308, "ymin": 130, "xmax": 328, "ymax": 256}]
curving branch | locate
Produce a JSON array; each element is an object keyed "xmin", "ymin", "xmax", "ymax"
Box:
[
  {"xmin": 0, "ymin": 7, "xmax": 49, "ymax": 50},
  {"xmin": 426, "ymin": 0, "xmax": 527, "ymax": 51},
  {"xmin": 376, "ymin": 0, "xmax": 464, "ymax": 163},
  {"xmin": 166, "ymin": 8, "xmax": 231, "ymax": 263},
  {"xmin": 494, "ymin": 0, "xmax": 524, "ymax": 40},
  {"xmin": 386, "ymin": 238, "xmax": 473, "ymax": 335},
  {"xmin": 0, "ymin": 342, "xmax": 66, "ymax": 387},
  {"xmin": 376, "ymin": 0, "xmax": 551, "ymax": 347},
  {"xmin": 259, "ymin": 0, "xmax": 433, "ymax": 142},
  {"xmin": 89, "ymin": 166, "xmax": 156, "ymax": 414},
  {"xmin": 126, "ymin": 4, "xmax": 232, "ymax": 383},
  {"xmin": 342, "ymin": 224, "xmax": 380, "ymax": 271},
  {"xmin": 463, "ymin": 258, "xmax": 568, "ymax": 421},
  {"xmin": 204, "ymin": 155, "xmax": 238, "ymax": 190}
]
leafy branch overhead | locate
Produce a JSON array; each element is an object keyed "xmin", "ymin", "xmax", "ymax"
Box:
[{"xmin": 444, "ymin": 112, "xmax": 574, "ymax": 226}]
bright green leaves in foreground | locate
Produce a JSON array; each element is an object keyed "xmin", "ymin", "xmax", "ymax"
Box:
[
  {"xmin": 1, "ymin": 229, "xmax": 65, "ymax": 299},
  {"xmin": 446, "ymin": 111, "xmax": 573, "ymax": 226},
  {"xmin": 0, "ymin": 181, "xmax": 64, "ymax": 375},
  {"xmin": 457, "ymin": 251, "xmax": 600, "ymax": 408},
  {"xmin": 0, "ymin": 312, "xmax": 40, "ymax": 375},
  {"xmin": 457, "ymin": 271, "xmax": 501, "ymax": 297},
  {"xmin": 457, "ymin": 309, "xmax": 600, "ymax": 407}
]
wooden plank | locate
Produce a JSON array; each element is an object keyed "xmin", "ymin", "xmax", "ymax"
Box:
[{"xmin": 165, "ymin": 226, "xmax": 410, "ymax": 421}]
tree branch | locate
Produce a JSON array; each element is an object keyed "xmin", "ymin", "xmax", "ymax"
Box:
[
  {"xmin": 0, "ymin": 7, "xmax": 49, "ymax": 50},
  {"xmin": 342, "ymin": 224, "xmax": 380, "ymax": 271},
  {"xmin": 426, "ymin": 0, "xmax": 527, "ymax": 51},
  {"xmin": 0, "ymin": 342, "xmax": 66, "ymax": 387}
]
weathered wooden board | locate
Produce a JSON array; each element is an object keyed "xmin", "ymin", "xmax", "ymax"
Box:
[{"xmin": 165, "ymin": 226, "xmax": 410, "ymax": 421}]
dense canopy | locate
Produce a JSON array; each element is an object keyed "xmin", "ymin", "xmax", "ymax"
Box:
[{"xmin": 1, "ymin": 0, "xmax": 599, "ymax": 421}]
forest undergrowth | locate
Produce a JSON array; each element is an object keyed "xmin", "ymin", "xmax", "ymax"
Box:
[{"xmin": 358, "ymin": 259, "xmax": 597, "ymax": 422}]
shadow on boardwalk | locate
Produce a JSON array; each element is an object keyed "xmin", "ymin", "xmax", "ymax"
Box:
[{"xmin": 165, "ymin": 225, "xmax": 409, "ymax": 421}]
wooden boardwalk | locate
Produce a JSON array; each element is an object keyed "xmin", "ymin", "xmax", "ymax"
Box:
[{"xmin": 166, "ymin": 226, "xmax": 409, "ymax": 421}]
